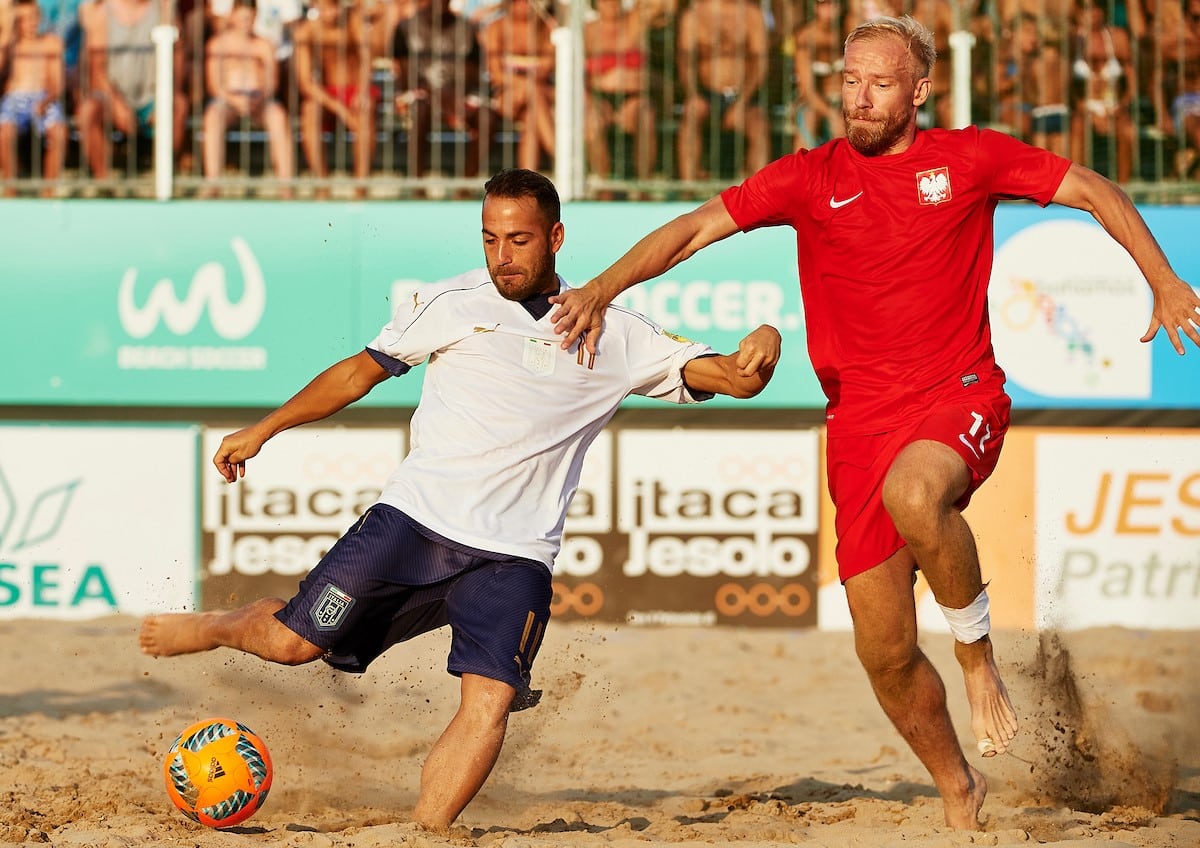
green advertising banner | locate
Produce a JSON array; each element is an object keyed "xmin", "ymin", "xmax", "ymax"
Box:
[{"xmin": 0, "ymin": 200, "xmax": 815, "ymax": 409}]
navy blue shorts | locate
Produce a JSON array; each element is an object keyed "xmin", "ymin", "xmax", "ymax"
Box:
[{"xmin": 276, "ymin": 505, "xmax": 552, "ymax": 691}]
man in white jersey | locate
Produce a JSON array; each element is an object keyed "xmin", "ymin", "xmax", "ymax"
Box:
[{"xmin": 139, "ymin": 168, "xmax": 782, "ymax": 832}]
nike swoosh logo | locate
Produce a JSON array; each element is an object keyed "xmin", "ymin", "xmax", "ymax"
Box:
[{"xmin": 829, "ymin": 191, "xmax": 864, "ymax": 209}]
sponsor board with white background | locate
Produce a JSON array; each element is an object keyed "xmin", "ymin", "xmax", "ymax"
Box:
[
  {"xmin": 200, "ymin": 426, "xmax": 407, "ymax": 608},
  {"xmin": 2, "ymin": 420, "xmax": 1195, "ymax": 630},
  {"xmin": 0, "ymin": 424, "xmax": 198, "ymax": 618},
  {"xmin": 196, "ymin": 423, "xmax": 822, "ymax": 627},
  {"xmin": 1034, "ymin": 432, "xmax": 1200, "ymax": 630}
]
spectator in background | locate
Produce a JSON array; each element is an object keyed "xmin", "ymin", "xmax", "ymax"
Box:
[
  {"xmin": 76, "ymin": 0, "xmax": 188, "ymax": 180},
  {"xmin": 36, "ymin": 0, "xmax": 84, "ymax": 103},
  {"xmin": 1070, "ymin": 0, "xmax": 1134, "ymax": 182},
  {"xmin": 998, "ymin": 12, "xmax": 1069, "ymax": 157},
  {"xmin": 676, "ymin": 0, "xmax": 769, "ymax": 181},
  {"xmin": 207, "ymin": 0, "xmax": 304, "ymax": 99},
  {"xmin": 640, "ymin": 0, "xmax": 679, "ymax": 165},
  {"xmin": 842, "ymin": 0, "xmax": 898, "ymax": 32},
  {"xmin": 294, "ymin": 0, "xmax": 376, "ymax": 195},
  {"xmin": 1158, "ymin": 0, "xmax": 1200, "ymax": 178},
  {"xmin": 584, "ymin": 0, "xmax": 655, "ymax": 182},
  {"xmin": 479, "ymin": 0, "xmax": 555, "ymax": 171},
  {"xmin": 201, "ymin": 0, "xmax": 293, "ymax": 195},
  {"xmin": 995, "ymin": 0, "xmax": 1072, "ymax": 23},
  {"xmin": 388, "ymin": 0, "xmax": 494, "ymax": 178},
  {"xmin": 0, "ymin": 0, "xmax": 66, "ymax": 194},
  {"xmin": 792, "ymin": 0, "xmax": 845, "ymax": 150}
]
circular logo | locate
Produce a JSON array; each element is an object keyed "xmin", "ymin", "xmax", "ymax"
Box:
[{"xmin": 989, "ymin": 219, "xmax": 1150, "ymax": 399}]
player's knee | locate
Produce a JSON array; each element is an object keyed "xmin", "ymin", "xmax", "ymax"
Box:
[
  {"xmin": 244, "ymin": 598, "xmax": 322, "ymax": 665},
  {"xmin": 459, "ymin": 675, "xmax": 516, "ymax": 725},
  {"xmin": 881, "ymin": 472, "xmax": 939, "ymax": 534},
  {"xmin": 269, "ymin": 635, "xmax": 324, "ymax": 666},
  {"xmin": 855, "ymin": 631, "xmax": 919, "ymax": 678}
]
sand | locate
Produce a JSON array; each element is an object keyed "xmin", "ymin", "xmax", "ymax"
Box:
[{"xmin": 1, "ymin": 617, "xmax": 1197, "ymax": 848}]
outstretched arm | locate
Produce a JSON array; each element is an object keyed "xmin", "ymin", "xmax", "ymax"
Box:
[
  {"xmin": 549, "ymin": 196, "xmax": 741, "ymax": 353},
  {"xmin": 1051, "ymin": 163, "xmax": 1200, "ymax": 354},
  {"xmin": 213, "ymin": 351, "xmax": 392, "ymax": 482},
  {"xmin": 682, "ymin": 324, "xmax": 781, "ymax": 398}
]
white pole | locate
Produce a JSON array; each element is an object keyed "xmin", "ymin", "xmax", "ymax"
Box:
[
  {"xmin": 151, "ymin": 25, "xmax": 179, "ymax": 201},
  {"xmin": 552, "ymin": 12, "xmax": 585, "ymax": 201},
  {"xmin": 948, "ymin": 29, "xmax": 974, "ymax": 130}
]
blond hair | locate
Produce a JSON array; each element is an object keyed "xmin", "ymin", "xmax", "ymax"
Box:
[{"xmin": 845, "ymin": 15, "xmax": 937, "ymax": 80}]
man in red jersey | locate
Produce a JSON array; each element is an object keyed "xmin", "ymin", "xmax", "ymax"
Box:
[{"xmin": 547, "ymin": 14, "xmax": 1200, "ymax": 831}]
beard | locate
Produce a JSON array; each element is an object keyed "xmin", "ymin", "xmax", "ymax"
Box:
[
  {"xmin": 488, "ymin": 255, "xmax": 557, "ymax": 302},
  {"xmin": 844, "ymin": 106, "xmax": 914, "ymax": 156}
]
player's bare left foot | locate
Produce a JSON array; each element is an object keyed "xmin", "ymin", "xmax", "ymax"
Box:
[{"xmin": 956, "ymin": 635, "xmax": 1018, "ymax": 757}]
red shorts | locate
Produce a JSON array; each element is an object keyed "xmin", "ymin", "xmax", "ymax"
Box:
[
  {"xmin": 826, "ymin": 386, "xmax": 1012, "ymax": 583},
  {"xmin": 320, "ymin": 84, "xmax": 381, "ymax": 129}
]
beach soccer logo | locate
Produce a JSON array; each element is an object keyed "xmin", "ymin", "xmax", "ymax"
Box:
[
  {"xmin": 116, "ymin": 236, "xmax": 268, "ymax": 372},
  {"xmin": 989, "ymin": 219, "xmax": 1151, "ymax": 399}
]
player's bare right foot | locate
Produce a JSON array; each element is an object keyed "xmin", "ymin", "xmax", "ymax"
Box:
[
  {"xmin": 139, "ymin": 612, "xmax": 223, "ymax": 657},
  {"xmin": 942, "ymin": 763, "xmax": 987, "ymax": 829},
  {"xmin": 956, "ymin": 635, "xmax": 1019, "ymax": 757}
]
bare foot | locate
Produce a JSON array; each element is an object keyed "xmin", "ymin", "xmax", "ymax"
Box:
[
  {"xmin": 942, "ymin": 763, "xmax": 987, "ymax": 829},
  {"xmin": 139, "ymin": 612, "xmax": 223, "ymax": 657},
  {"xmin": 956, "ymin": 635, "xmax": 1019, "ymax": 757}
]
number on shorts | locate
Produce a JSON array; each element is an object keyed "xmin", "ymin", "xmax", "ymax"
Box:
[{"xmin": 958, "ymin": 410, "xmax": 992, "ymax": 460}]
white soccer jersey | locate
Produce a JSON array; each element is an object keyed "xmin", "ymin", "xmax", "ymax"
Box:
[{"xmin": 367, "ymin": 268, "xmax": 716, "ymax": 568}]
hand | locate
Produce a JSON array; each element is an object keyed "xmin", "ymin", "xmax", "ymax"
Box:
[
  {"xmin": 549, "ymin": 284, "xmax": 610, "ymax": 354},
  {"xmin": 212, "ymin": 427, "xmax": 267, "ymax": 483},
  {"xmin": 329, "ymin": 99, "xmax": 354, "ymax": 127},
  {"xmin": 394, "ymin": 88, "xmax": 426, "ymax": 115},
  {"xmin": 228, "ymin": 92, "xmax": 255, "ymax": 115},
  {"xmin": 735, "ymin": 324, "xmax": 782, "ymax": 377},
  {"xmin": 722, "ymin": 98, "xmax": 745, "ymax": 132},
  {"xmin": 1141, "ymin": 278, "xmax": 1200, "ymax": 355}
]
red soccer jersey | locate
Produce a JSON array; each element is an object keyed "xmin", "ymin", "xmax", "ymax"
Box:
[{"xmin": 721, "ymin": 126, "xmax": 1072, "ymax": 436}]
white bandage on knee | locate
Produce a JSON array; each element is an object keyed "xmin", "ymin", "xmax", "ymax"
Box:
[{"xmin": 939, "ymin": 586, "xmax": 991, "ymax": 644}]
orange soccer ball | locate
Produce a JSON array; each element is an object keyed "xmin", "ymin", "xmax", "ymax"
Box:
[{"xmin": 162, "ymin": 718, "xmax": 273, "ymax": 828}]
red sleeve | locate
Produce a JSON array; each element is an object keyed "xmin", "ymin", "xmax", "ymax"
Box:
[
  {"xmin": 978, "ymin": 128, "xmax": 1072, "ymax": 206},
  {"xmin": 720, "ymin": 151, "xmax": 809, "ymax": 232}
]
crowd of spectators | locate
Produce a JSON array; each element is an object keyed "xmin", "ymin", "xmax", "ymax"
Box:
[{"xmin": 0, "ymin": 0, "xmax": 1196, "ymax": 197}]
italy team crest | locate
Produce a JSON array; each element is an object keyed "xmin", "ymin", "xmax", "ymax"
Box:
[
  {"xmin": 916, "ymin": 167, "xmax": 952, "ymax": 205},
  {"xmin": 311, "ymin": 584, "xmax": 355, "ymax": 630},
  {"xmin": 522, "ymin": 337, "xmax": 556, "ymax": 375}
]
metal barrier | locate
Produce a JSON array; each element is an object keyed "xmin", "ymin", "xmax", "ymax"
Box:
[{"xmin": 0, "ymin": 0, "xmax": 1197, "ymax": 201}]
